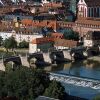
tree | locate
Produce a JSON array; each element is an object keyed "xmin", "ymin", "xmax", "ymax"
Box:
[
  {"xmin": 0, "ymin": 67, "xmax": 50, "ymax": 100},
  {"xmin": 93, "ymin": 95, "xmax": 100, "ymax": 100},
  {"xmin": 18, "ymin": 40, "xmax": 29, "ymax": 48},
  {"xmin": 3, "ymin": 36, "xmax": 17, "ymax": 52},
  {"xmin": 44, "ymin": 80, "xmax": 65, "ymax": 100},
  {"xmin": 63, "ymin": 30, "xmax": 79, "ymax": 41}
]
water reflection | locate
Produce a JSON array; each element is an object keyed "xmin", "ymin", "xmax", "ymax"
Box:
[
  {"xmin": 40, "ymin": 60, "xmax": 100, "ymax": 100},
  {"xmin": 42, "ymin": 60, "xmax": 100, "ymax": 80},
  {"xmin": 60, "ymin": 60, "xmax": 100, "ymax": 80}
]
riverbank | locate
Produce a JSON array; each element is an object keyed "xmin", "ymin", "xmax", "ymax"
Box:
[{"xmin": 87, "ymin": 56, "xmax": 100, "ymax": 62}]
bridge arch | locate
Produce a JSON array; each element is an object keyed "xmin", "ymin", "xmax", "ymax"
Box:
[
  {"xmin": 49, "ymin": 50, "xmax": 65, "ymax": 64},
  {"xmin": 3, "ymin": 56, "xmax": 22, "ymax": 70},
  {"xmin": 27, "ymin": 53, "xmax": 44, "ymax": 67}
]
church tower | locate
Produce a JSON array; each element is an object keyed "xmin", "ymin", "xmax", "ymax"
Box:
[{"xmin": 77, "ymin": 0, "xmax": 87, "ymax": 17}]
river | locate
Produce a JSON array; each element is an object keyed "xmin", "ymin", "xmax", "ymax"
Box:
[{"xmin": 44, "ymin": 59, "xmax": 100, "ymax": 100}]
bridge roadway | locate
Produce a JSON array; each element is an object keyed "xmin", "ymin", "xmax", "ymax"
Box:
[{"xmin": 50, "ymin": 73, "xmax": 100, "ymax": 90}]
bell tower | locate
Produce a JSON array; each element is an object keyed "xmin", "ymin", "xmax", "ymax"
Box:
[{"xmin": 77, "ymin": 0, "xmax": 87, "ymax": 18}]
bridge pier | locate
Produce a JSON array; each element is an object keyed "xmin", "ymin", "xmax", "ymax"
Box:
[
  {"xmin": 43, "ymin": 52, "xmax": 52, "ymax": 64},
  {"xmin": 20, "ymin": 56, "xmax": 30, "ymax": 67},
  {"xmin": 63, "ymin": 50, "xmax": 74, "ymax": 61}
]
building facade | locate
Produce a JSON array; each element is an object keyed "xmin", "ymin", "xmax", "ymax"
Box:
[
  {"xmin": 78, "ymin": 0, "xmax": 100, "ymax": 18},
  {"xmin": 29, "ymin": 37, "xmax": 54, "ymax": 53},
  {"xmin": 84, "ymin": 31, "xmax": 100, "ymax": 47}
]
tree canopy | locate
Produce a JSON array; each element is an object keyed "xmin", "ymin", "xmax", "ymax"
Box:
[
  {"xmin": 44, "ymin": 80, "xmax": 65, "ymax": 100},
  {"xmin": 0, "ymin": 67, "xmax": 65, "ymax": 100},
  {"xmin": 18, "ymin": 40, "xmax": 29, "ymax": 48},
  {"xmin": 93, "ymin": 95, "xmax": 100, "ymax": 100},
  {"xmin": 63, "ymin": 30, "xmax": 79, "ymax": 41},
  {"xmin": 3, "ymin": 36, "xmax": 17, "ymax": 51}
]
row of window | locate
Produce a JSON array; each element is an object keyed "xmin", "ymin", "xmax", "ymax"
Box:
[
  {"xmin": 88, "ymin": 7, "xmax": 100, "ymax": 17},
  {"xmin": 58, "ymin": 23, "xmax": 73, "ymax": 27},
  {"xmin": 76, "ymin": 23, "xmax": 100, "ymax": 28}
]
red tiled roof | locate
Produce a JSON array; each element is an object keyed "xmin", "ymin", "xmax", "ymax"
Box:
[
  {"xmin": 54, "ymin": 39, "xmax": 78, "ymax": 48},
  {"xmin": 21, "ymin": 19, "xmax": 33, "ymax": 26},
  {"xmin": 51, "ymin": 32, "xmax": 63, "ymax": 39},
  {"xmin": 76, "ymin": 17, "xmax": 100, "ymax": 26},
  {"xmin": 31, "ymin": 37, "xmax": 54, "ymax": 44}
]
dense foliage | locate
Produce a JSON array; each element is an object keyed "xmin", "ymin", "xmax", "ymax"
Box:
[
  {"xmin": 3, "ymin": 37, "xmax": 17, "ymax": 52},
  {"xmin": 18, "ymin": 40, "xmax": 29, "ymax": 48},
  {"xmin": 44, "ymin": 80, "xmax": 65, "ymax": 100},
  {"xmin": 64, "ymin": 30, "xmax": 79, "ymax": 41},
  {"xmin": 93, "ymin": 95, "xmax": 100, "ymax": 100},
  {"xmin": 0, "ymin": 67, "xmax": 65, "ymax": 100}
]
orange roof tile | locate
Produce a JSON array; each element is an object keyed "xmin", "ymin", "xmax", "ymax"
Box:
[
  {"xmin": 31, "ymin": 37, "xmax": 54, "ymax": 44},
  {"xmin": 54, "ymin": 39, "xmax": 78, "ymax": 48},
  {"xmin": 21, "ymin": 19, "xmax": 33, "ymax": 25}
]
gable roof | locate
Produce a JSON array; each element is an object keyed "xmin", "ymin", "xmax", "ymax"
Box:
[{"xmin": 54, "ymin": 39, "xmax": 78, "ymax": 48}]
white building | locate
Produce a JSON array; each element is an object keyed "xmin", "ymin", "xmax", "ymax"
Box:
[
  {"xmin": 0, "ymin": 32, "xmax": 13, "ymax": 40},
  {"xmin": 84, "ymin": 31, "xmax": 100, "ymax": 47},
  {"xmin": 29, "ymin": 37, "xmax": 54, "ymax": 53},
  {"xmin": 0, "ymin": 31, "xmax": 43, "ymax": 42}
]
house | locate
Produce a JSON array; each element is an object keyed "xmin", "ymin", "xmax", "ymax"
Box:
[
  {"xmin": 77, "ymin": 0, "xmax": 100, "ymax": 18},
  {"xmin": 54, "ymin": 39, "xmax": 78, "ymax": 50},
  {"xmin": 29, "ymin": 37, "xmax": 54, "ymax": 53},
  {"xmin": 0, "ymin": 30, "xmax": 43, "ymax": 42},
  {"xmin": 4, "ymin": 9, "xmax": 33, "ymax": 21},
  {"xmin": 84, "ymin": 31, "xmax": 100, "ymax": 47}
]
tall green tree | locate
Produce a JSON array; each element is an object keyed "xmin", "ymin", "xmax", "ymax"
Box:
[
  {"xmin": 44, "ymin": 80, "xmax": 65, "ymax": 100},
  {"xmin": 3, "ymin": 36, "xmax": 17, "ymax": 52},
  {"xmin": 18, "ymin": 40, "xmax": 29, "ymax": 48}
]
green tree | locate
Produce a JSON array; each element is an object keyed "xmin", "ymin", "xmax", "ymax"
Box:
[
  {"xmin": 44, "ymin": 80, "xmax": 65, "ymax": 100},
  {"xmin": 0, "ymin": 67, "xmax": 50, "ymax": 100},
  {"xmin": 93, "ymin": 95, "xmax": 100, "ymax": 100},
  {"xmin": 3, "ymin": 37, "xmax": 17, "ymax": 52},
  {"xmin": 64, "ymin": 30, "xmax": 79, "ymax": 41},
  {"xmin": 18, "ymin": 40, "xmax": 29, "ymax": 48}
]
